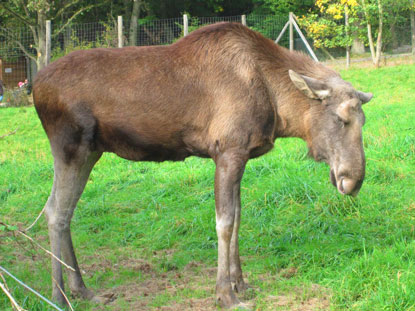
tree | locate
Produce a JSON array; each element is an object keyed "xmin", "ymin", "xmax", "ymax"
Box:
[
  {"xmin": 129, "ymin": 0, "xmax": 144, "ymax": 46},
  {"xmin": 360, "ymin": 0, "xmax": 383, "ymax": 67},
  {"xmin": 299, "ymin": 0, "xmax": 396, "ymax": 67},
  {"xmin": 252, "ymin": 0, "xmax": 313, "ymax": 16},
  {"xmin": 0, "ymin": 0, "xmax": 100, "ymax": 70},
  {"xmin": 298, "ymin": 0, "xmax": 358, "ymax": 58}
]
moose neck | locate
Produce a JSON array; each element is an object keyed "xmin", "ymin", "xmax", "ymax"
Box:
[{"xmin": 257, "ymin": 45, "xmax": 338, "ymax": 142}]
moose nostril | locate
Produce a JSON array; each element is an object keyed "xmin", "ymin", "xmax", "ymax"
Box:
[
  {"xmin": 339, "ymin": 177, "xmax": 357, "ymax": 195},
  {"xmin": 338, "ymin": 177, "xmax": 345, "ymax": 193}
]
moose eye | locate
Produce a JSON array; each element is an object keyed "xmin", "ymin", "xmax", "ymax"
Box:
[{"xmin": 337, "ymin": 116, "xmax": 350, "ymax": 125}]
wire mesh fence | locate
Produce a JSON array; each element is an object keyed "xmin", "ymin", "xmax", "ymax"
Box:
[
  {"xmin": 0, "ymin": 27, "xmax": 36, "ymax": 90},
  {"xmin": 52, "ymin": 21, "xmax": 119, "ymax": 61},
  {"xmin": 1, "ymin": 13, "xmax": 414, "ymax": 94},
  {"xmin": 129, "ymin": 17, "xmax": 183, "ymax": 46}
]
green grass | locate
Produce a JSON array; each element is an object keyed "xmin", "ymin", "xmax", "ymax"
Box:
[{"xmin": 1, "ymin": 63, "xmax": 415, "ymax": 310}]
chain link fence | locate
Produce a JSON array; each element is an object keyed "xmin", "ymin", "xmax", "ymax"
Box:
[{"xmin": 1, "ymin": 13, "xmax": 414, "ymax": 94}]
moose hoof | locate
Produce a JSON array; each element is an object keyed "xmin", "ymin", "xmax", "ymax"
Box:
[
  {"xmin": 52, "ymin": 292, "xmax": 68, "ymax": 307},
  {"xmin": 72, "ymin": 288, "xmax": 115, "ymax": 304},
  {"xmin": 90, "ymin": 292, "xmax": 116, "ymax": 304},
  {"xmin": 216, "ymin": 287, "xmax": 240, "ymax": 309}
]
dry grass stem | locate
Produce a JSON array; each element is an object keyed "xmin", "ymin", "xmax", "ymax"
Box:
[
  {"xmin": 25, "ymin": 205, "xmax": 46, "ymax": 232},
  {"xmin": 16, "ymin": 230, "xmax": 75, "ymax": 272},
  {"xmin": 0, "ymin": 273, "xmax": 27, "ymax": 311},
  {"xmin": 0, "ymin": 128, "xmax": 19, "ymax": 140},
  {"xmin": 52, "ymin": 277, "xmax": 74, "ymax": 311},
  {"xmin": 0, "ymin": 222, "xmax": 75, "ymax": 272}
]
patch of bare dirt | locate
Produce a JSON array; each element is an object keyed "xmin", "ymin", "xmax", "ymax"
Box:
[
  {"xmin": 156, "ymin": 297, "xmax": 216, "ymax": 311},
  {"xmin": 81, "ymin": 254, "xmax": 217, "ymax": 310},
  {"xmin": 262, "ymin": 284, "xmax": 331, "ymax": 311},
  {"xmin": 80, "ymin": 255, "xmax": 330, "ymax": 311},
  {"xmin": 80, "ymin": 254, "xmax": 156, "ymax": 278},
  {"xmin": 279, "ymin": 267, "xmax": 298, "ymax": 279}
]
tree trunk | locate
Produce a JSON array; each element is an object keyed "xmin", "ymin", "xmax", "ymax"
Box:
[
  {"xmin": 361, "ymin": 0, "xmax": 376, "ymax": 64},
  {"xmin": 36, "ymin": 10, "xmax": 47, "ymax": 71},
  {"xmin": 129, "ymin": 0, "xmax": 142, "ymax": 46},
  {"xmin": 374, "ymin": 0, "xmax": 383, "ymax": 68},
  {"xmin": 366, "ymin": 23, "xmax": 376, "ymax": 63},
  {"xmin": 345, "ymin": 6, "xmax": 350, "ymax": 68},
  {"xmin": 411, "ymin": 0, "xmax": 415, "ymax": 54},
  {"xmin": 362, "ymin": 0, "xmax": 383, "ymax": 67}
]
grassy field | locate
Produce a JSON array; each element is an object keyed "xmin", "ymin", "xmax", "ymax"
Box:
[{"xmin": 1, "ymin": 63, "xmax": 415, "ymax": 311}]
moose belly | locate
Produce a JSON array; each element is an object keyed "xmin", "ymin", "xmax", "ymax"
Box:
[{"xmin": 96, "ymin": 124, "xmax": 191, "ymax": 162}]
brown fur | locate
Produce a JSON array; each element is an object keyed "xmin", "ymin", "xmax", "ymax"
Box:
[
  {"xmin": 34, "ymin": 22, "xmax": 339, "ymax": 164},
  {"xmin": 33, "ymin": 22, "xmax": 370, "ymax": 308}
]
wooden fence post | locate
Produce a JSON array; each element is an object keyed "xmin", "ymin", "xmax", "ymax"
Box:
[
  {"xmin": 118, "ymin": 16, "xmax": 123, "ymax": 48},
  {"xmin": 45, "ymin": 20, "xmax": 51, "ymax": 66},
  {"xmin": 183, "ymin": 14, "xmax": 188, "ymax": 36},
  {"xmin": 241, "ymin": 15, "xmax": 246, "ymax": 26},
  {"xmin": 289, "ymin": 12, "xmax": 294, "ymax": 51}
]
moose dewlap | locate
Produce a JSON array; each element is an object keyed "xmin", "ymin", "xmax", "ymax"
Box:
[{"xmin": 33, "ymin": 22, "xmax": 372, "ymax": 309}]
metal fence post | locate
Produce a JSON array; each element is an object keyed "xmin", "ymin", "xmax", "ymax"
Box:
[
  {"xmin": 45, "ymin": 20, "xmax": 51, "ymax": 66},
  {"xmin": 241, "ymin": 15, "xmax": 246, "ymax": 26},
  {"xmin": 289, "ymin": 12, "xmax": 294, "ymax": 51},
  {"xmin": 118, "ymin": 16, "xmax": 123, "ymax": 48},
  {"xmin": 183, "ymin": 14, "xmax": 188, "ymax": 36}
]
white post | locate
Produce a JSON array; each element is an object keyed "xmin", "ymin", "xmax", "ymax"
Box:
[
  {"xmin": 241, "ymin": 15, "xmax": 246, "ymax": 26},
  {"xmin": 183, "ymin": 14, "xmax": 188, "ymax": 36},
  {"xmin": 289, "ymin": 12, "xmax": 294, "ymax": 51},
  {"xmin": 118, "ymin": 16, "xmax": 123, "ymax": 48},
  {"xmin": 45, "ymin": 20, "xmax": 51, "ymax": 65}
]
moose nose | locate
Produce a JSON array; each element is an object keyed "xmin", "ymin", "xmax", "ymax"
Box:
[
  {"xmin": 337, "ymin": 176, "xmax": 361, "ymax": 197},
  {"xmin": 330, "ymin": 169, "xmax": 363, "ymax": 197}
]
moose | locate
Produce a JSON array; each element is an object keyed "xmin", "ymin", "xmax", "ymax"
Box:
[{"xmin": 33, "ymin": 22, "xmax": 372, "ymax": 309}]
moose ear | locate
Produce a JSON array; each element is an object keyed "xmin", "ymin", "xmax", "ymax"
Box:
[
  {"xmin": 357, "ymin": 91, "xmax": 373, "ymax": 104},
  {"xmin": 288, "ymin": 69, "xmax": 331, "ymax": 100}
]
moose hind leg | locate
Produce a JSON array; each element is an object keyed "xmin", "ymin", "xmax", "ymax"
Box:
[
  {"xmin": 45, "ymin": 150, "xmax": 101, "ymax": 304},
  {"xmin": 230, "ymin": 193, "xmax": 248, "ymax": 293}
]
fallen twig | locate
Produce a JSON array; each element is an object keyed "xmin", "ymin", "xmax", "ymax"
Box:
[
  {"xmin": 0, "ymin": 272, "xmax": 27, "ymax": 311},
  {"xmin": 25, "ymin": 205, "xmax": 46, "ymax": 232},
  {"xmin": 52, "ymin": 277, "xmax": 74, "ymax": 311},
  {"xmin": 0, "ymin": 222, "xmax": 75, "ymax": 272},
  {"xmin": 0, "ymin": 266, "xmax": 64, "ymax": 311},
  {"xmin": 0, "ymin": 127, "xmax": 19, "ymax": 140}
]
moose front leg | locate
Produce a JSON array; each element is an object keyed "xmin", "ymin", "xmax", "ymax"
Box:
[{"xmin": 214, "ymin": 150, "xmax": 248, "ymax": 309}]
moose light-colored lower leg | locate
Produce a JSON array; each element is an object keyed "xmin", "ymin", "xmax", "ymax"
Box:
[
  {"xmin": 230, "ymin": 195, "xmax": 248, "ymax": 293},
  {"xmin": 214, "ymin": 150, "xmax": 248, "ymax": 309}
]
